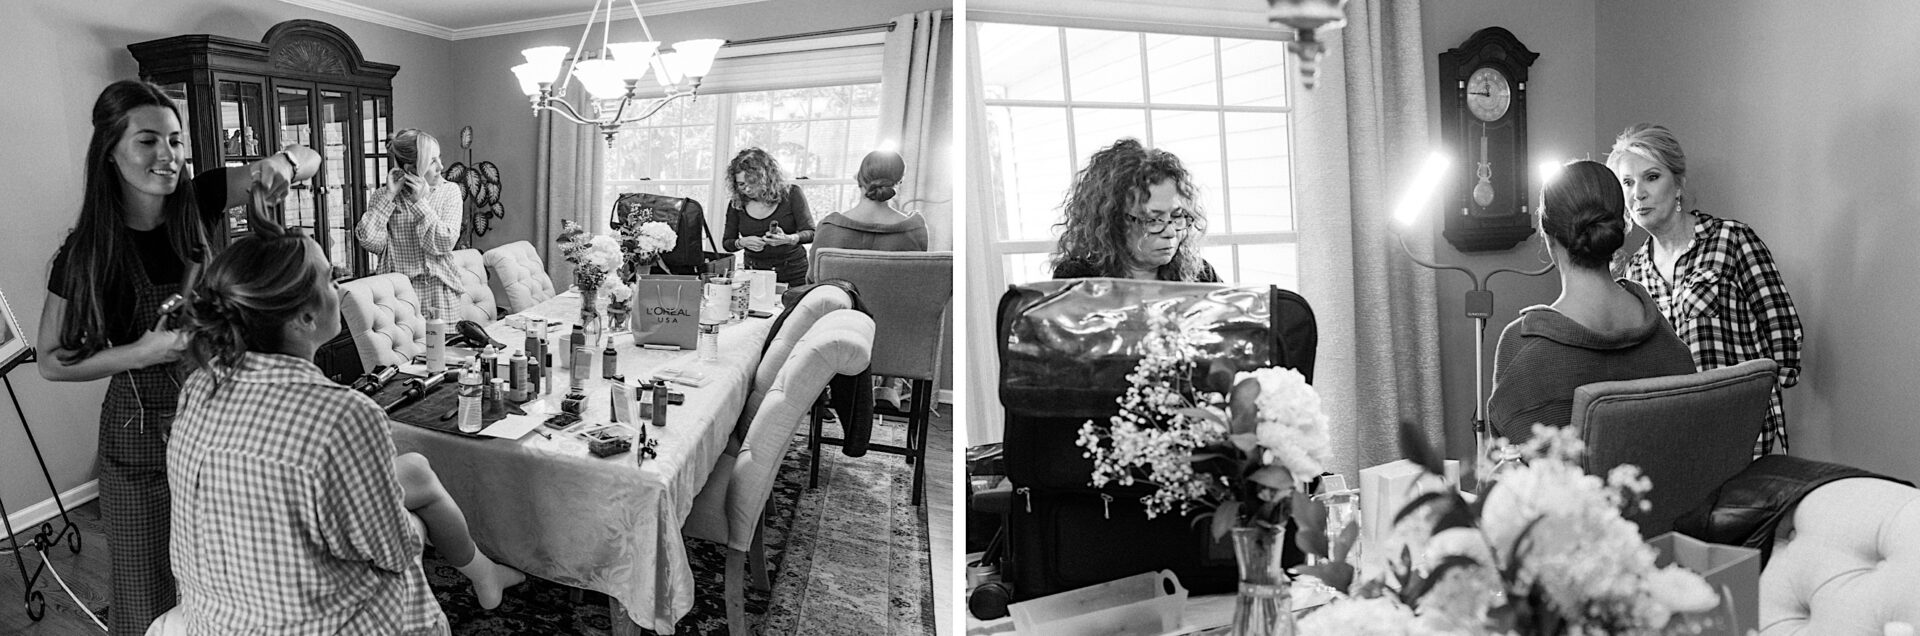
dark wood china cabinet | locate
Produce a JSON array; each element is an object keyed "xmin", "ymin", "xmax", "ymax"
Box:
[{"xmin": 129, "ymin": 19, "xmax": 397, "ymax": 278}]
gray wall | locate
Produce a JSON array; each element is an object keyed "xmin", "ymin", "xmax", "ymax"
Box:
[
  {"xmin": 0, "ymin": 0, "xmax": 456, "ymax": 519},
  {"xmin": 1594, "ymin": 1, "xmax": 1920, "ymax": 482},
  {"xmin": 1419, "ymin": 0, "xmax": 1598, "ymax": 463}
]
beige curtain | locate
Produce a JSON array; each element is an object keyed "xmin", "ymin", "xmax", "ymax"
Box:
[
  {"xmin": 1295, "ymin": 0, "xmax": 1445, "ymax": 478},
  {"xmin": 880, "ymin": 10, "xmax": 952, "ymax": 250},
  {"xmin": 963, "ymin": 22, "xmax": 1006, "ymax": 445},
  {"xmin": 534, "ymin": 101, "xmax": 602, "ymax": 291}
]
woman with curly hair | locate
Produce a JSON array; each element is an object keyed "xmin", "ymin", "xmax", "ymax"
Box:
[
  {"xmin": 1051, "ymin": 138, "xmax": 1219, "ymax": 282},
  {"xmin": 722, "ymin": 147, "xmax": 814, "ymax": 286}
]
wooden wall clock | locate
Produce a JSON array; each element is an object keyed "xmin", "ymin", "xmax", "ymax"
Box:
[{"xmin": 1437, "ymin": 27, "xmax": 1539, "ymax": 252}]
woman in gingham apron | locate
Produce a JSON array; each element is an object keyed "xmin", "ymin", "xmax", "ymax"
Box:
[
  {"xmin": 36, "ymin": 80, "xmax": 316, "ymax": 634},
  {"xmin": 355, "ymin": 128, "xmax": 466, "ymax": 323}
]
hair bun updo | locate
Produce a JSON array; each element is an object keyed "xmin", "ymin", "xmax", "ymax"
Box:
[
  {"xmin": 1540, "ymin": 160, "xmax": 1628, "ymax": 270},
  {"xmin": 862, "ymin": 179, "xmax": 898, "ymax": 202}
]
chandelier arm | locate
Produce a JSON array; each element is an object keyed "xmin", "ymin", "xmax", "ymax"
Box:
[
  {"xmin": 599, "ymin": 0, "xmax": 613, "ymax": 57},
  {"xmin": 612, "ymin": 93, "xmax": 686, "ymax": 126},
  {"xmin": 538, "ymin": 98, "xmax": 599, "ymax": 127},
  {"xmin": 558, "ymin": 0, "xmax": 608, "ymax": 97},
  {"xmin": 626, "ymin": 0, "xmax": 657, "ymax": 44}
]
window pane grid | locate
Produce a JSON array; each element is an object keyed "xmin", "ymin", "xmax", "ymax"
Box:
[{"xmin": 979, "ymin": 21, "xmax": 1296, "ymax": 284}]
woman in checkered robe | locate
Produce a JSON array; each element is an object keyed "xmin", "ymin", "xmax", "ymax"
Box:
[
  {"xmin": 357, "ymin": 128, "xmax": 466, "ymax": 324},
  {"xmin": 166, "ymin": 223, "xmax": 521, "ymax": 633}
]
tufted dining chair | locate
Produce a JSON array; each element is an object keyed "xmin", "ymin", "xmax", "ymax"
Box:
[
  {"xmin": 1760, "ymin": 477, "xmax": 1920, "ymax": 633},
  {"xmin": 338, "ymin": 273, "xmax": 428, "ymax": 372},
  {"xmin": 808, "ymin": 248, "xmax": 952, "ymax": 506},
  {"xmin": 448, "ymin": 248, "xmax": 498, "ymax": 325},
  {"xmin": 738, "ymin": 284, "xmax": 854, "ymax": 439},
  {"xmin": 683, "ymin": 308, "xmax": 874, "ymax": 635},
  {"xmin": 482, "ymin": 240, "xmax": 556, "ymax": 313}
]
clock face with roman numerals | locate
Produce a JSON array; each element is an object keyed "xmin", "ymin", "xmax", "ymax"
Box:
[{"xmin": 1468, "ymin": 66, "xmax": 1511, "ymax": 122}]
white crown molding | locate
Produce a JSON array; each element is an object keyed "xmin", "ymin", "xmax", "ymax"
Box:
[
  {"xmin": 450, "ymin": 0, "xmax": 766, "ymax": 41},
  {"xmin": 272, "ymin": 0, "xmax": 765, "ymax": 42},
  {"xmin": 274, "ymin": 0, "xmax": 455, "ymax": 40}
]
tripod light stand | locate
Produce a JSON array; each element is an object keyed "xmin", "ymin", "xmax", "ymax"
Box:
[{"xmin": 1392, "ymin": 152, "xmax": 1555, "ymax": 486}]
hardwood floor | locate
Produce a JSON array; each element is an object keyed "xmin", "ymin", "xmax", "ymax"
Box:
[
  {"xmin": 925, "ymin": 402, "xmax": 954, "ymax": 636},
  {"xmin": 0, "ymin": 505, "xmax": 112, "ymax": 634}
]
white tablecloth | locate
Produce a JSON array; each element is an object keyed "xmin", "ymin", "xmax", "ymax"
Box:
[{"xmin": 390, "ymin": 290, "xmax": 771, "ymax": 632}]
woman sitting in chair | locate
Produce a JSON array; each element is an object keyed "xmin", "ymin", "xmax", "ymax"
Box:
[
  {"xmin": 815, "ymin": 148, "xmax": 929, "ymax": 253},
  {"xmin": 1488, "ymin": 160, "xmax": 1695, "ymax": 442},
  {"xmin": 168, "ymin": 225, "xmax": 520, "ymax": 633}
]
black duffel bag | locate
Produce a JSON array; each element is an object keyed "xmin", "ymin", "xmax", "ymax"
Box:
[{"xmin": 995, "ymin": 278, "xmax": 1316, "ymax": 599}]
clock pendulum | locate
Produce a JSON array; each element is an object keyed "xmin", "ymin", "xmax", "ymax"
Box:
[{"xmin": 1473, "ymin": 121, "xmax": 1495, "ymax": 209}]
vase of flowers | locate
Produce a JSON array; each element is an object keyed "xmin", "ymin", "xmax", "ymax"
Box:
[
  {"xmin": 556, "ymin": 220, "xmax": 624, "ymax": 340},
  {"xmin": 605, "ymin": 278, "xmax": 633, "ymax": 333},
  {"xmin": 1076, "ymin": 314, "xmax": 1330, "ymax": 636},
  {"xmin": 1294, "ymin": 423, "xmax": 1726, "ymax": 636}
]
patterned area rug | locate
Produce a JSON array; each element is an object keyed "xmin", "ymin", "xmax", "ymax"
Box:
[{"xmin": 423, "ymin": 421, "xmax": 935, "ymax": 635}]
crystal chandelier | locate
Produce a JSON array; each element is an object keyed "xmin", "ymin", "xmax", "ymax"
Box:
[
  {"xmin": 1265, "ymin": 0, "xmax": 1349, "ymax": 89},
  {"xmin": 509, "ymin": 0, "xmax": 724, "ymax": 146}
]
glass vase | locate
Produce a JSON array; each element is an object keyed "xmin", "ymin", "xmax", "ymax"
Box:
[
  {"xmin": 1230, "ymin": 525, "xmax": 1296, "ymax": 636},
  {"xmin": 579, "ymin": 285, "xmax": 603, "ymax": 345}
]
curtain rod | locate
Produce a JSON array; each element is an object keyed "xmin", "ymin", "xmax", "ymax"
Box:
[{"xmin": 725, "ymin": 13, "xmax": 952, "ymax": 48}]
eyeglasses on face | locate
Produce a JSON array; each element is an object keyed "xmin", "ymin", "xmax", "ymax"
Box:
[{"xmin": 1128, "ymin": 213, "xmax": 1194, "ymax": 234}]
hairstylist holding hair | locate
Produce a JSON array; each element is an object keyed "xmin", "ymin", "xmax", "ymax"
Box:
[
  {"xmin": 1608, "ymin": 123, "xmax": 1804, "ymax": 457},
  {"xmin": 37, "ymin": 79, "xmax": 317, "ymax": 633},
  {"xmin": 356, "ymin": 128, "xmax": 464, "ymax": 323},
  {"xmin": 814, "ymin": 148, "xmax": 930, "ymax": 253},
  {"xmin": 1487, "ymin": 160, "xmax": 1696, "ymax": 443}
]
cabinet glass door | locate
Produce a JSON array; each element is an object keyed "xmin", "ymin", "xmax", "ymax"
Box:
[
  {"xmin": 321, "ymin": 89, "xmax": 353, "ymax": 277},
  {"xmin": 361, "ymin": 94, "xmax": 392, "ymax": 272},
  {"xmin": 218, "ymin": 80, "xmax": 266, "ymax": 164},
  {"xmin": 276, "ymin": 85, "xmax": 317, "ymax": 240}
]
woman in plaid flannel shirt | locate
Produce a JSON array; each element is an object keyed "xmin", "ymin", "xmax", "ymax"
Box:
[
  {"xmin": 163, "ymin": 228, "xmax": 521, "ymax": 633},
  {"xmin": 1608, "ymin": 123, "xmax": 1805, "ymax": 457}
]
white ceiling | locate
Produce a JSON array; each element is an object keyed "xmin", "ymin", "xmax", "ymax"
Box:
[{"xmin": 276, "ymin": 0, "xmax": 764, "ymax": 41}]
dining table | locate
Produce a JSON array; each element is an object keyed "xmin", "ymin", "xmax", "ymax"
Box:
[{"xmin": 386, "ymin": 289, "xmax": 773, "ymax": 633}]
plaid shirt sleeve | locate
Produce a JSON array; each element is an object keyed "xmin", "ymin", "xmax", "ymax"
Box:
[
  {"xmin": 358, "ymin": 185, "xmax": 397, "ymax": 255},
  {"xmin": 306, "ymin": 400, "xmax": 420, "ymax": 575},
  {"xmin": 1728, "ymin": 222, "xmax": 1804, "ymax": 387},
  {"xmin": 414, "ymin": 182, "xmax": 463, "ymax": 257}
]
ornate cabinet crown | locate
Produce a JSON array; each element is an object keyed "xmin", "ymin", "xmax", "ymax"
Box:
[{"xmin": 129, "ymin": 19, "xmax": 399, "ymax": 278}]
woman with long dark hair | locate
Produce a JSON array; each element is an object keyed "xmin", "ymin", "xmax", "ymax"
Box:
[
  {"xmin": 722, "ymin": 147, "xmax": 815, "ymax": 286},
  {"xmin": 1051, "ymin": 138, "xmax": 1219, "ymax": 282},
  {"xmin": 36, "ymin": 79, "xmax": 317, "ymax": 633}
]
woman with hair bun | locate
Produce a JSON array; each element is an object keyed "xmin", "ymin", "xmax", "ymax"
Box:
[
  {"xmin": 167, "ymin": 227, "xmax": 520, "ymax": 633},
  {"xmin": 814, "ymin": 148, "xmax": 930, "ymax": 254},
  {"xmin": 1487, "ymin": 160, "xmax": 1696, "ymax": 442}
]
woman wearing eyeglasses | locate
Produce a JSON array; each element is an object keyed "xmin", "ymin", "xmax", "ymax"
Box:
[{"xmin": 1051, "ymin": 138, "xmax": 1220, "ymax": 282}]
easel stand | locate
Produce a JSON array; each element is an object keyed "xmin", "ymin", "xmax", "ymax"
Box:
[{"xmin": 0, "ymin": 350, "xmax": 83, "ymax": 621}]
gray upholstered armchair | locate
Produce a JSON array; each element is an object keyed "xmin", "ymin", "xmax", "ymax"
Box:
[{"xmin": 1570, "ymin": 358, "xmax": 1778, "ymax": 538}]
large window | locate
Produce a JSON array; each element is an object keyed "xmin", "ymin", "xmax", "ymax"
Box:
[
  {"xmin": 600, "ymin": 84, "xmax": 883, "ymax": 230},
  {"xmin": 977, "ymin": 22, "xmax": 1298, "ymax": 288}
]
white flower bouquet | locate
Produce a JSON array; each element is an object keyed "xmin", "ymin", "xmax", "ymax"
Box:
[
  {"xmin": 1299, "ymin": 423, "xmax": 1725, "ymax": 636},
  {"xmin": 1074, "ymin": 312, "xmax": 1331, "ymax": 537},
  {"xmin": 611, "ymin": 203, "xmax": 680, "ymax": 276},
  {"xmin": 555, "ymin": 219, "xmax": 624, "ymax": 293}
]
